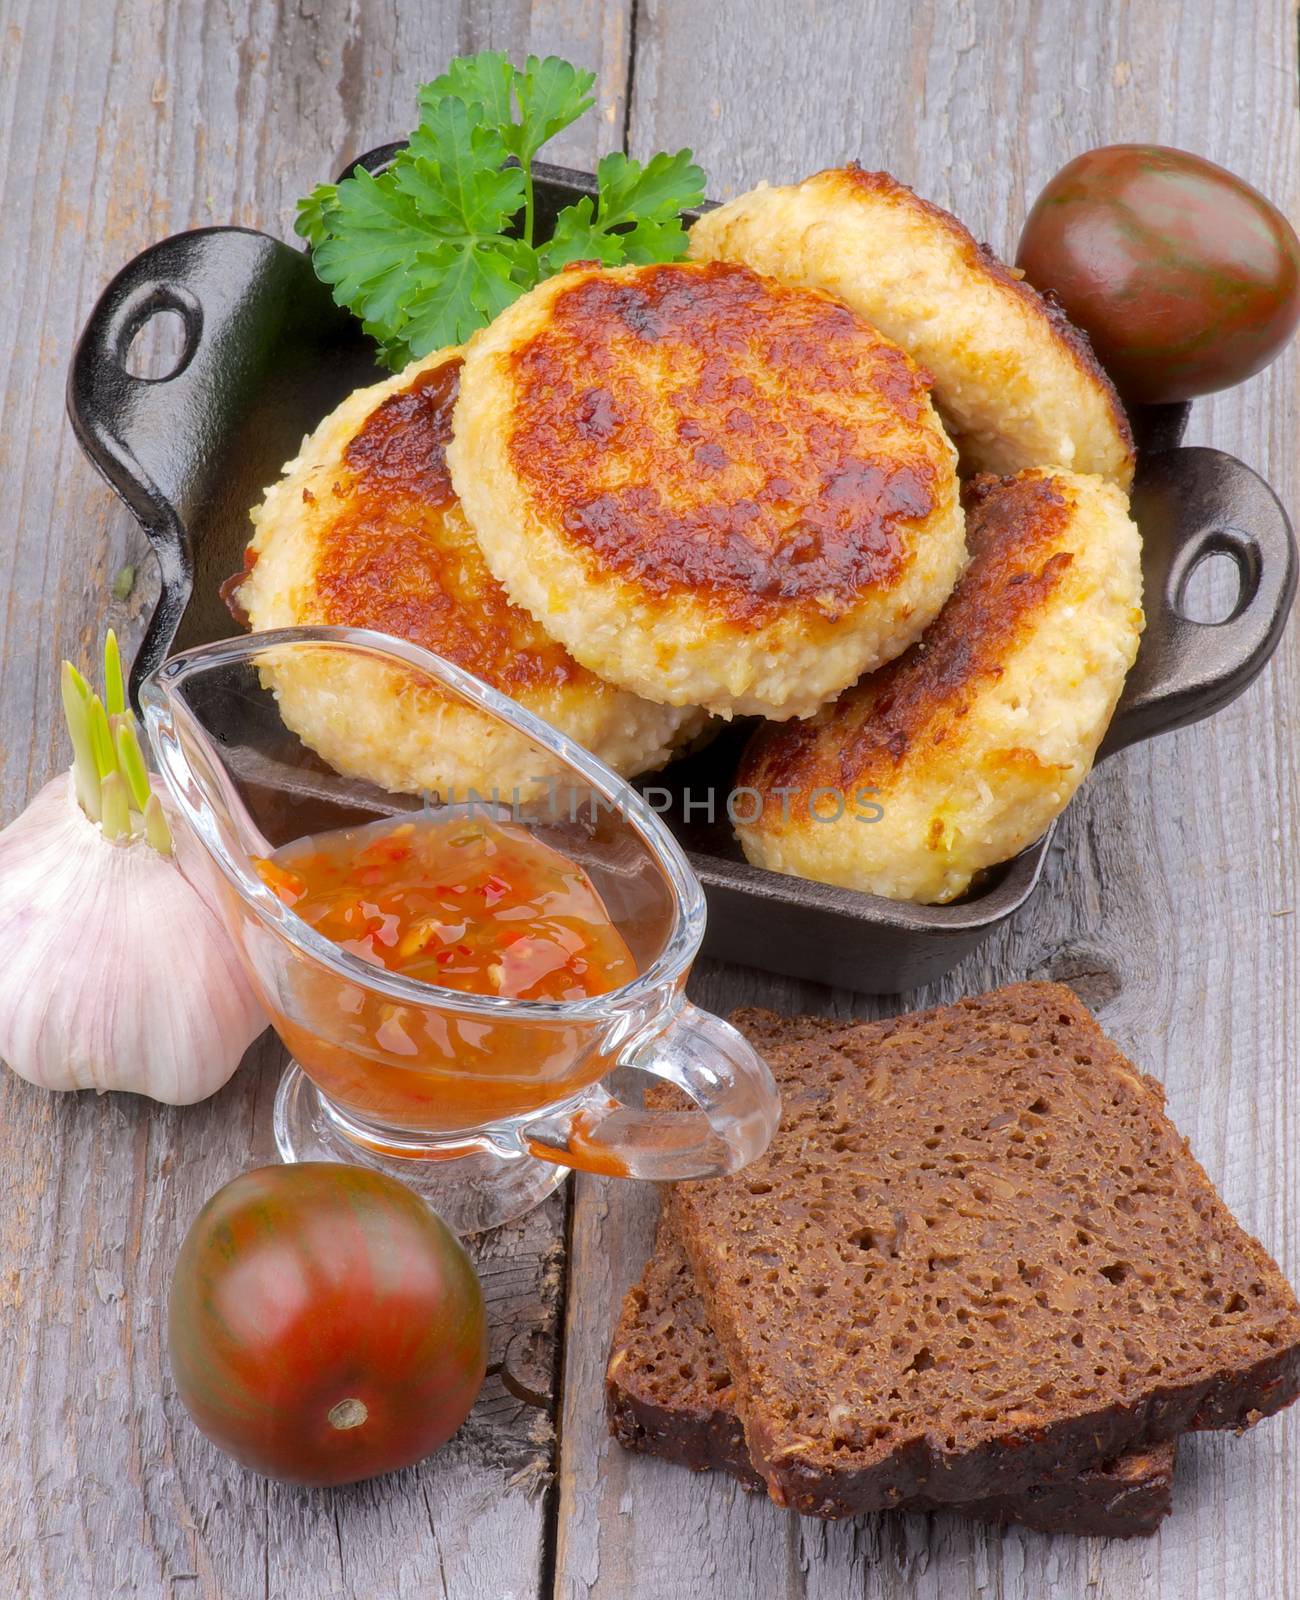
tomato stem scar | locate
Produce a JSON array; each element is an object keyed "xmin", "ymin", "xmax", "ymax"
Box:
[{"xmin": 328, "ymin": 1398, "xmax": 369, "ymax": 1430}]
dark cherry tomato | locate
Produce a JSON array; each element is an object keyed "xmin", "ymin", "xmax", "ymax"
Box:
[
  {"xmin": 1017, "ymin": 144, "xmax": 1300, "ymax": 404},
  {"xmin": 169, "ymin": 1164, "xmax": 486, "ymax": 1485}
]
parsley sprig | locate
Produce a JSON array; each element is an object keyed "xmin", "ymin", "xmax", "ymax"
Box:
[{"xmin": 296, "ymin": 53, "xmax": 707, "ymax": 370}]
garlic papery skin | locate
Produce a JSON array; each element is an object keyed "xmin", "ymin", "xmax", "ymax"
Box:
[{"xmin": 0, "ymin": 773, "xmax": 267, "ymax": 1104}]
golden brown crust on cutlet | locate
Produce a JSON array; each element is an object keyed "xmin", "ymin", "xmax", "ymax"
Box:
[
  {"xmin": 738, "ymin": 471, "xmax": 1079, "ymax": 799},
  {"xmin": 450, "ymin": 260, "xmax": 965, "ymax": 718},
  {"xmin": 502, "ymin": 260, "xmax": 945, "ymax": 625},
  {"xmin": 307, "ymin": 357, "xmax": 584, "ymax": 694},
  {"xmin": 733, "ymin": 468, "xmax": 1142, "ymax": 902},
  {"xmin": 238, "ymin": 345, "xmax": 703, "ymax": 794},
  {"xmin": 831, "ymin": 165, "xmax": 1134, "ymax": 464},
  {"xmin": 689, "ymin": 169, "xmax": 1135, "ymax": 487}
]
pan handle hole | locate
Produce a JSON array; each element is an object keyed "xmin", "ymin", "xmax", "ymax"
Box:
[
  {"xmin": 122, "ymin": 306, "xmax": 192, "ymax": 382},
  {"xmin": 1176, "ymin": 545, "xmax": 1246, "ymax": 625}
]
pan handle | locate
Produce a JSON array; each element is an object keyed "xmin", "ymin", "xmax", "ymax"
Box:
[
  {"xmin": 65, "ymin": 226, "xmax": 346, "ymax": 702},
  {"xmin": 1100, "ymin": 445, "xmax": 1297, "ymax": 759}
]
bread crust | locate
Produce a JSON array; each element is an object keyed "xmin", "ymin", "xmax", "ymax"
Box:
[
  {"xmin": 606, "ymin": 1221, "xmax": 1177, "ymax": 1536},
  {"xmin": 668, "ymin": 986, "xmax": 1300, "ymax": 1518}
]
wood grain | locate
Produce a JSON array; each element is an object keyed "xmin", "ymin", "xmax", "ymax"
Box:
[
  {"xmin": 554, "ymin": 3, "xmax": 1300, "ymax": 1598},
  {"xmin": 4, "ymin": 0, "xmax": 1300, "ymax": 1596},
  {"xmin": 0, "ymin": 3, "xmax": 630, "ymax": 1597}
]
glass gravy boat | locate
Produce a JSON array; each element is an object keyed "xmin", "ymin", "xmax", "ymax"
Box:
[{"xmin": 141, "ymin": 626, "xmax": 779, "ymax": 1232}]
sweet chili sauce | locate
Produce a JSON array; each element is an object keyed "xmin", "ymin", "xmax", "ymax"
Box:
[{"xmin": 255, "ymin": 813, "xmax": 636, "ymax": 1002}]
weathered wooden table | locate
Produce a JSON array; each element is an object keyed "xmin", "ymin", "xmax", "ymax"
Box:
[{"xmin": 2, "ymin": 2, "xmax": 1297, "ymax": 1595}]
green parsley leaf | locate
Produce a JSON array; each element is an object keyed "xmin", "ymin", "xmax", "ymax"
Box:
[
  {"xmin": 539, "ymin": 195, "xmax": 626, "ymax": 270},
  {"xmin": 400, "ymin": 240, "xmax": 528, "ymax": 356},
  {"xmin": 298, "ymin": 52, "xmax": 708, "ymax": 367},
  {"xmin": 310, "ymin": 114, "xmax": 532, "ymax": 369},
  {"xmin": 421, "ymin": 51, "xmax": 516, "ymax": 127},
  {"xmin": 311, "ymin": 169, "xmax": 440, "ymax": 338},
  {"xmin": 593, "ymin": 149, "xmax": 706, "ymax": 229},
  {"xmin": 396, "ymin": 98, "xmax": 526, "ymax": 237},
  {"xmin": 359, "ymin": 322, "xmax": 414, "ymax": 372},
  {"xmin": 420, "ymin": 51, "xmax": 594, "ymax": 168},
  {"xmin": 508, "ymin": 55, "xmax": 595, "ymax": 164},
  {"xmin": 618, "ymin": 213, "xmax": 695, "ymax": 264},
  {"xmin": 294, "ymin": 182, "xmax": 341, "ymax": 248},
  {"xmin": 540, "ymin": 149, "xmax": 704, "ymax": 273}
]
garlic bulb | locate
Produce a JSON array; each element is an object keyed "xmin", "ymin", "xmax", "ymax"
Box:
[
  {"xmin": 0, "ymin": 635, "xmax": 266, "ymax": 1103},
  {"xmin": 0, "ymin": 776, "xmax": 267, "ymax": 1103}
]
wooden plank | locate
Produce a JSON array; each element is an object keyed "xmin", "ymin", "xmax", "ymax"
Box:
[
  {"xmin": 554, "ymin": 1, "xmax": 1300, "ymax": 1597},
  {"xmin": 0, "ymin": 2, "xmax": 629, "ymax": 1597}
]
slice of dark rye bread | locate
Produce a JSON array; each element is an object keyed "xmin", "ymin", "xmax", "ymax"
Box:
[
  {"xmin": 665, "ymin": 984, "xmax": 1300, "ymax": 1520},
  {"xmin": 607, "ymin": 1218, "xmax": 1178, "ymax": 1536}
]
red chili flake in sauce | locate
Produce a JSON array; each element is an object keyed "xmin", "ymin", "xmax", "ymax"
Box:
[{"xmin": 253, "ymin": 814, "xmax": 636, "ymax": 1002}]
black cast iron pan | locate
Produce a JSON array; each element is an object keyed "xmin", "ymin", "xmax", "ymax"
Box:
[{"xmin": 66, "ymin": 157, "xmax": 1297, "ymax": 994}]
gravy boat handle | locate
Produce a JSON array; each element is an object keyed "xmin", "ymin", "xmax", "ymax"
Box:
[{"xmin": 518, "ymin": 1002, "xmax": 780, "ymax": 1180}]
